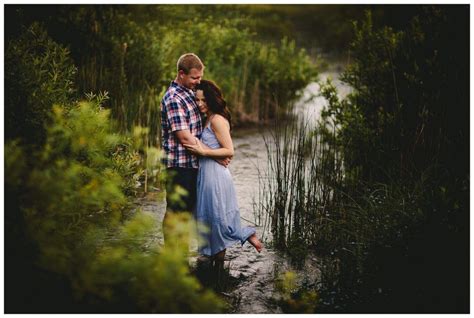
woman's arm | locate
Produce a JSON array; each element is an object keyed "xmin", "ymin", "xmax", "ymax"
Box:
[
  {"xmin": 209, "ymin": 115, "xmax": 234, "ymax": 157},
  {"xmin": 183, "ymin": 115, "xmax": 234, "ymax": 158}
]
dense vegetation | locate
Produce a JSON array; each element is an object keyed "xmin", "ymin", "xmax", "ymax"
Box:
[
  {"xmin": 4, "ymin": 23, "xmax": 223, "ymax": 311},
  {"xmin": 319, "ymin": 6, "xmax": 468, "ymax": 312},
  {"xmin": 261, "ymin": 5, "xmax": 468, "ymax": 313},
  {"xmin": 6, "ymin": 5, "xmax": 317, "ymax": 143},
  {"xmin": 4, "ymin": 4, "xmax": 317, "ymax": 313},
  {"xmin": 5, "ymin": 4, "xmax": 468, "ymax": 314},
  {"xmin": 6, "ymin": 96, "xmax": 223, "ymax": 313}
]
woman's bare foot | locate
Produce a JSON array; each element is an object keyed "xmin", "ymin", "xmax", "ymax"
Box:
[{"xmin": 248, "ymin": 234, "xmax": 263, "ymax": 253}]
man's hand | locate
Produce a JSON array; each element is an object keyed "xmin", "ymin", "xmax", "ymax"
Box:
[
  {"xmin": 215, "ymin": 156, "xmax": 232, "ymax": 168},
  {"xmin": 183, "ymin": 138, "xmax": 205, "ymax": 156},
  {"xmin": 183, "ymin": 137, "xmax": 233, "ymax": 168}
]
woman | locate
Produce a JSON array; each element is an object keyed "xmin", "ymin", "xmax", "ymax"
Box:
[{"xmin": 184, "ymin": 80, "xmax": 263, "ymax": 263}]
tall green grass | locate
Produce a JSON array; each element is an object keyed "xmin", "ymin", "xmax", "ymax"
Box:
[
  {"xmin": 258, "ymin": 114, "xmax": 429, "ymax": 311},
  {"xmin": 257, "ymin": 116, "xmax": 343, "ymax": 259}
]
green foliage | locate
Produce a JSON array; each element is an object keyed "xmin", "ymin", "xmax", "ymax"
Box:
[
  {"xmin": 274, "ymin": 271, "xmax": 318, "ymax": 313},
  {"xmin": 258, "ymin": 118, "xmax": 344, "ymax": 259},
  {"xmin": 188, "ymin": 13, "xmax": 318, "ymax": 122},
  {"xmin": 4, "ymin": 4, "xmax": 318, "ymax": 313},
  {"xmin": 166, "ymin": 17, "xmax": 317, "ymax": 123},
  {"xmin": 315, "ymin": 7, "xmax": 469, "ymax": 311},
  {"xmin": 260, "ymin": 6, "xmax": 468, "ymax": 311},
  {"xmin": 8, "ymin": 5, "xmax": 317, "ymax": 140},
  {"xmin": 78, "ymin": 212, "xmax": 226, "ymax": 313},
  {"xmin": 5, "ymin": 141, "xmax": 27, "ymax": 189},
  {"xmin": 57, "ymin": 6, "xmax": 166, "ymax": 136},
  {"xmin": 5, "ymin": 22, "xmax": 77, "ymax": 145},
  {"xmin": 11, "ymin": 100, "xmax": 131, "ymax": 275},
  {"xmin": 320, "ymin": 11, "xmax": 406, "ymax": 181},
  {"xmin": 317, "ymin": 6, "xmax": 468, "ymax": 261},
  {"xmin": 5, "ymin": 97, "xmax": 224, "ymax": 312},
  {"xmin": 322, "ymin": 8, "xmax": 468, "ymax": 183}
]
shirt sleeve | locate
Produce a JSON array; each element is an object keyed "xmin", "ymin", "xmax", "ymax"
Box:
[{"xmin": 166, "ymin": 97, "xmax": 189, "ymax": 132}]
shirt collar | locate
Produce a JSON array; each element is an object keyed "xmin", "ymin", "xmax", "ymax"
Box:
[{"xmin": 172, "ymin": 80, "xmax": 195, "ymax": 96}]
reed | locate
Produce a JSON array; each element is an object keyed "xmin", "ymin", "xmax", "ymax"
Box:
[
  {"xmin": 257, "ymin": 115, "xmax": 343, "ymax": 260},
  {"xmin": 258, "ymin": 112, "xmax": 428, "ymax": 310}
]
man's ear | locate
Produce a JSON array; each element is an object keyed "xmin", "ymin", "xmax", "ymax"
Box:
[{"xmin": 178, "ymin": 70, "xmax": 186, "ymax": 78}]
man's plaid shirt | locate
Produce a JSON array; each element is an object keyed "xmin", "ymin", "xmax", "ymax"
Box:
[{"xmin": 161, "ymin": 81, "xmax": 203, "ymax": 168}]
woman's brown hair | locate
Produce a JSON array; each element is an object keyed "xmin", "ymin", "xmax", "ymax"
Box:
[{"xmin": 196, "ymin": 80, "xmax": 232, "ymax": 130}]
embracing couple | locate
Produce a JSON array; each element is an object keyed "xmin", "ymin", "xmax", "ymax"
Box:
[{"xmin": 161, "ymin": 53, "xmax": 263, "ymax": 264}]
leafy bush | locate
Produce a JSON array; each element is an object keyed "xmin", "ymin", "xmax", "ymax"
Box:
[
  {"xmin": 7, "ymin": 99, "xmax": 131, "ymax": 276},
  {"xmin": 77, "ymin": 212, "xmax": 226, "ymax": 313},
  {"xmin": 5, "ymin": 11, "xmax": 227, "ymax": 312},
  {"xmin": 9, "ymin": 5, "xmax": 317, "ymax": 138},
  {"xmin": 163, "ymin": 16, "xmax": 317, "ymax": 123},
  {"xmin": 5, "ymin": 22, "xmax": 76, "ymax": 145},
  {"xmin": 259, "ymin": 6, "xmax": 468, "ymax": 312},
  {"xmin": 5, "ymin": 98, "xmax": 224, "ymax": 312},
  {"xmin": 60, "ymin": 6, "xmax": 167, "ymax": 134},
  {"xmin": 315, "ymin": 7, "xmax": 469, "ymax": 312},
  {"xmin": 321, "ymin": 8, "xmax": 468, "ymax": 183}
]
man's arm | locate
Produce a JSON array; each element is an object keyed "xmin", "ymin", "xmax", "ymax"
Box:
[{"xmin": 174, "ymin": 129, "xmax": 197, "ymax": 146}]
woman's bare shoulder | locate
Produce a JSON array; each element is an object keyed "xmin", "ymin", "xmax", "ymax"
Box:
[
  {"xmin": 210, "ymin": 114, "xmax": 230, "ymax": 131},
  {"xmin": 210, "ymin": 114, "xmax": 229, "ymax": 125}
]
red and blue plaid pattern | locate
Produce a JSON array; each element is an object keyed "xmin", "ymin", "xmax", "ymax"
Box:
[{"xmin": 161, "ymin": 81, "xmax": 203, "ymax": 168}]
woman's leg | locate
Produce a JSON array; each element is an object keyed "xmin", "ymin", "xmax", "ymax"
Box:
[
  {"xmin": 212, "ymin": 249, "xmax": 226, "ymax": 276},
  {"xmin": 212, "ymin": 249, "xmax": 226, "ymax": 290},
  {"xmin": 248, "ymin": 233, "xmax": 263, "ymax": 252},
  {"xmin": 214, "ymin": 249, "xmax": 226, "ymax": 262}
]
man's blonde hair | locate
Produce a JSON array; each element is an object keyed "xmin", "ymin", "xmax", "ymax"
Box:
[{"xmin": 177, "ymin": 53, "xmax": 205, "ymax": 74}]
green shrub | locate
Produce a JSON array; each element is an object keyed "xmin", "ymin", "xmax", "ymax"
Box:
[
  {"xmin": 162, "ymin": 17, "xmax": 317, "ymax": 123},
  {"xmin": 5, "ymin": 98, "xmax": 223, "ymax": 312},
  {"xmin": 315, "ymin": 7, "xmax": 469, "ymax": 311},
  {"xmin": 7, "ymin": 6, "xmax": 318, "ymax": 149},
  {"xmin": 62, "ymin": 6, "xmax": 167, "ymax": 134},
  {"xmin": 5, "ymin": 22, "xmax": 76, "ymax": 145},
  {"xmin": 78, "ymin": 212, "xmax": 226, "ymax": 313},
  {"xmin": 321, "ymin": 8, "xmax": 468, "ymax": 183},
  {"xmin": 12, "ymin": 99, "xmax": 130, "ymax": 275}
]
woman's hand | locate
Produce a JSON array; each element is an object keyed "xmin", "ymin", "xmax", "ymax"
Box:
[{"xmin": 183, "ymin": 137, "xmax": 206, "ymax": 156}]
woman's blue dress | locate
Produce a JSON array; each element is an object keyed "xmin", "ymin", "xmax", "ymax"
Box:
[{"xmin": 196, "ymin": 122, "xmax": 255, "ymax": 256}]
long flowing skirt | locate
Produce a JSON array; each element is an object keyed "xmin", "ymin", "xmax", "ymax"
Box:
[{"xmin": 196, "ymin": 157, "xmax": 255, "ymax": 256}]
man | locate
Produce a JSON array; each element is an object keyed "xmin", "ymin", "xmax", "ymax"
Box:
[{"xmin": 160, "ymin": 53, "xmax": 229, "ymax": 243}]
